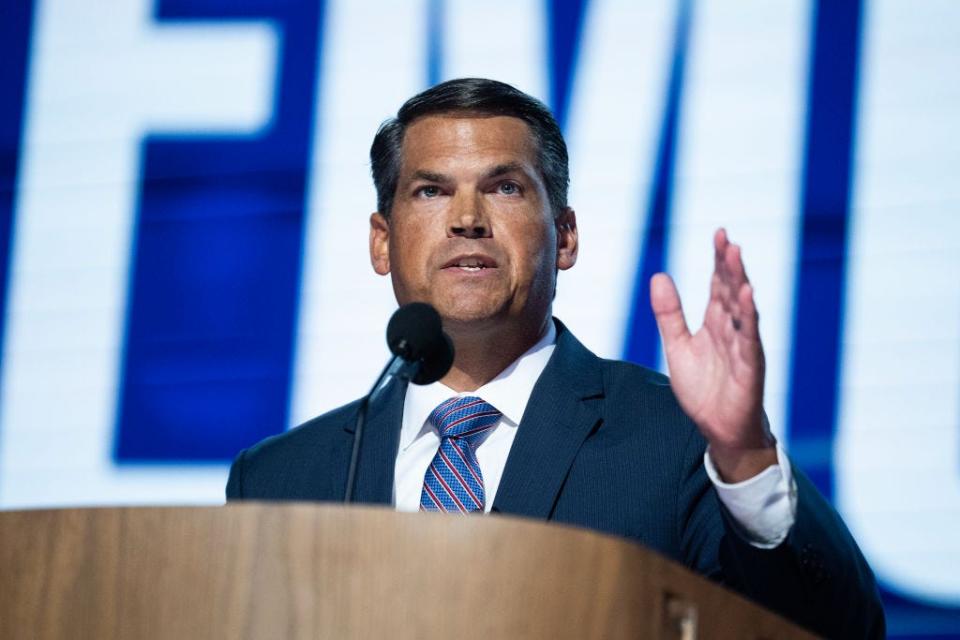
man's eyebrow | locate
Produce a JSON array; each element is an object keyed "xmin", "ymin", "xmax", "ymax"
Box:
[
  {"xmin": 404, "ymin": 163, "xmax": 533, "ymax": 185},
  {"xmin": 407, "ymin": 170, "xmax": 450, "ymax": 184},
  {"xmin": 484, "ymin": 162, "xmax": 529, "ymax": 180}
]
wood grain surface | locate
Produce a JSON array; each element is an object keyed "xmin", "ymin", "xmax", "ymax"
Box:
[{"xmin": 0, "ymin": 504, "xmax": 816, "ymax": 639}]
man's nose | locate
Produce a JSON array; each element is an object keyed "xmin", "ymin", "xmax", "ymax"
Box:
[{"xmin": 447, "ymin": 192, "xmax": 491, "ymax": 238}]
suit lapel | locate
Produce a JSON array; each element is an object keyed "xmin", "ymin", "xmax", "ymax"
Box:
[
  {"xmin": 343, "ymin": 377, "xmax": 406, "ymax": 505},
  {"xmin": 492, "ymin": 322, "xmax": 604, "ymax": 519}
]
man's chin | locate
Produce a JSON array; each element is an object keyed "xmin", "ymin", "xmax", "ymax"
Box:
[
  {"xmin": 430, "ymin": 301, "xmax": 511, "ymax": 333},
  {"xmin": 438, "ymin": 309, "xmax": 503, "ymax": 330}
]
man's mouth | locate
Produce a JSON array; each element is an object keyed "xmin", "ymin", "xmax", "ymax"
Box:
[
  {"xmin": 442, "ymin": 255, "xmax": 498, "ymax": 271},
  {"xmin": 452, "ymin": 260, "xmax": 488, "ymax": 272}
]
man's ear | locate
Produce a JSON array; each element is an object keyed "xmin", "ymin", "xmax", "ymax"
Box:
[
  {"xmin": 556, "ymin": 207, "xmax": 578, "ymax": 271},
  {"xmin": 369, "ymin": 212, "xmax": 391, "ymax": 275}
]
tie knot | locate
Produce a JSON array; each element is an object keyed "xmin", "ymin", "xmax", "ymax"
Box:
[{"xmin": 429, "ymin": 396, "xmax": 501, "ymax": 443}]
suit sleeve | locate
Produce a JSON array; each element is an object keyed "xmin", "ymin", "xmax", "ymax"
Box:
[
  {"xmin": 225, "ymin": 448, "xmax": 247, "ymax": 501},
  {"xmin": 678, "ymin": 428, "xmax": 886, "ymax": 638}
]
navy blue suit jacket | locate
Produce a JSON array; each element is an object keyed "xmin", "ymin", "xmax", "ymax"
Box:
[{"xmin": 227, "ymin": 320, "xmax": 884, "ymax": 637}]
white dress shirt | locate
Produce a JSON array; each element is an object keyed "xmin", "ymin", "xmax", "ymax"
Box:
[{"xmin": 393, "ymin": 322, "xmax": 797, "ymax": 547}]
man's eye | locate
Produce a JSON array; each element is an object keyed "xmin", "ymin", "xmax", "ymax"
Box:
[
  {"xmin": 498, "ymin": 181, "xmax": 521, "ymax": 195},
  {"xmin": 417, "ymin": 185, "xmax": 440, "ymax": 198}
]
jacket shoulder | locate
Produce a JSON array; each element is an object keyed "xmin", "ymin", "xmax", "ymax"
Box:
[
  {"xmin": 597, "ymin": 357, "xmax": 691, "ymax": 419},
  {"xmin": 249, "ymin": 398, "xmax": 361, "ymax": 457},
  {"xmin": 226, "ymin": 398, "xmax": 361, "ymax": 501},
  {"xmin": 598, "ymin": 357, "xmax": 672, "ymax": 387}
]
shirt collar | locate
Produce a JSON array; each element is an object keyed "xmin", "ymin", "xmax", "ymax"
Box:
[{"xmin": 399, "ymin": 321, "xmax": 557, "ymax": 451}]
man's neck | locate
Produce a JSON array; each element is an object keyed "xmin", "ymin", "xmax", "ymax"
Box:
[{"xmin": 440, "ymin": 316, "xmax": 551, "ymax": 392}]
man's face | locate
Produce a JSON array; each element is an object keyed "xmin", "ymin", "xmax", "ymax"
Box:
[{"xmin": 369, "ymin": 115, "xmax": 577, "ymax": 335}]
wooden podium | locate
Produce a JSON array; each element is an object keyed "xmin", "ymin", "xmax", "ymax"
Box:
[{"xmin": 0, "ymin": 504, "xmax": 815, "ymax": 639}]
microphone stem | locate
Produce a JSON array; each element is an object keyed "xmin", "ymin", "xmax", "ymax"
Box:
[
  {"xmin": 343, "ymin": 355, "xmax": 415, "ymax": 503},
  {"xmin": 342, "ymin": 395, "xmax": 370, "ymax": 504}
]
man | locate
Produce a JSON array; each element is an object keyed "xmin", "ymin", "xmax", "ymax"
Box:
[{"xmin": 227, "ymin": 78, "xmax": 884, "ymax": 637}]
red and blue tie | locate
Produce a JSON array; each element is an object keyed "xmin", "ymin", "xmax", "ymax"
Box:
[{"xmin": 420, "ymin": 396, "xmax": 501, "ymax": 513}]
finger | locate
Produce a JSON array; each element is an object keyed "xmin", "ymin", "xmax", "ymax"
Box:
[
  {"xmin": 712, "ymin": 239, "xmax": 743, "ymax": 316},
  {"xmin": 724, "ymin": 244, "xmax": 746, "ymax": 318},
  {"xmin": 650, "ymin": 272, "xmax": 691, "ymax": 345},
  {"xmin": 735, "ymin": 282, "xmax": 761, "ymax": 342},
  {"xmin": 731, "ymin": 283, "xmax": 765, "ymax": 384},
  {"xmin": 724, "ymin": 242, "xmax": 750, "ymax": 288},
  {"xmin": 703, "ymin": 297, "xmax": 730, "ymax": 345},
  {"xmin": 709, "ymin": 272, "xmax": 730, "ymax": 312},
  {"xmin": 713, "ymin": 228, "xmax": 729, "ymax": 282},
  {"xmin": 710, "ymin": 231, "xmax": 733, "ymax": 310},
  {"xmin": 727, "ymin": 242, "xmax": 756, "ymax": 325},
  {"xmin": 714, "ymin": 227, "xmax": 728, "ymax": 255}
]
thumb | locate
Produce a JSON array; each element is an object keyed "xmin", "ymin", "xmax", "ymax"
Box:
[{"xmin": 650, "ymin": 273, "xmax": 691, "ymax": 346}]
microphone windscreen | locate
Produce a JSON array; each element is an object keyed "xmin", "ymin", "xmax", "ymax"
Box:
[
  {"xmin": 386, "ymin": 303, "xmax": 454, "ymax": 384},
  {"xmin": 413, "ymin": 332, "xmax": 454, "ymax": 385}
]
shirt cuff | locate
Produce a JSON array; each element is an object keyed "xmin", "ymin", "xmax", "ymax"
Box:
[{"xmin": 703, "ymin": 443, "xmax": 798, "ymax": 549}]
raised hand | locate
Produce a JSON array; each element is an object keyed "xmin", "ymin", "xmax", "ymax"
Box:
[{"xmin": 650, "ymin": 229, "xmax": 777, "ymax": 482}]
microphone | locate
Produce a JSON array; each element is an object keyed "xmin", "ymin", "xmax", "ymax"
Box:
[
  {"xmin": 343, "ymin": 303, "xmax": 454, "ymax": 502},
  {"xmin": 385, "ymin": 302, "xmax": 454, "ymax": 387}
]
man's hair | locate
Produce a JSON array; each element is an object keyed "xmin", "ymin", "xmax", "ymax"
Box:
[{"xmin": 370, "ymin": 78, "xmax": 569, "ymax": 218}]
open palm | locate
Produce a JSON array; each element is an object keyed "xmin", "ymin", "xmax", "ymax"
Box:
[{"xmin": 650, "ymin": 229, "xmax": 775, "ymax": 464}]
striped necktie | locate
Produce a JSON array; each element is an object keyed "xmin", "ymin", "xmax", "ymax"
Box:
[{"xmin": 420, "ymin": 396, "xmax": 501, "ymax": 513}]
